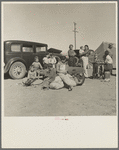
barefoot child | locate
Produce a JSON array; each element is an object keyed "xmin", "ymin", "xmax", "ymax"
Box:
[{"xmin": 32, "ymin": 56, "xmax": 43, "ymax": 79}]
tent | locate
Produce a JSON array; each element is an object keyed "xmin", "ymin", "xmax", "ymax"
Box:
[{"xmin": 95, "ymin": 42, "xmax": 116, "ymax": 68}]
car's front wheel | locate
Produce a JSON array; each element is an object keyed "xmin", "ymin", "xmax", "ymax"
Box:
[{"xmin": 9, "ymin": 62, "xmax": 27, "ymax": 79}]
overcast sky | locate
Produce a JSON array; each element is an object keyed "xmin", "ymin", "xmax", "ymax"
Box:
[{"xmin": 3, "ymin": 2, "xmax": 116, "ymax": 53}]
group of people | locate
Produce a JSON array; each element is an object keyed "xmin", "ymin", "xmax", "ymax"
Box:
[
  {"xmin": 89, "ymin": 43, "xmax": 113, "ymax": 81},
  {"xmin": 68, "ymin": 44, "xmax": 90, "ymax": 78},
  {"xmin": 23, "ymin": 53, "xmax": 81, "ymax": 91},
  {"xmin": 68, "ymin": 43, "xmax": 114, "ymax": 82},
  {"xmin": 23, "ymin": 43, "xmax": 114, "ymax": 89}
]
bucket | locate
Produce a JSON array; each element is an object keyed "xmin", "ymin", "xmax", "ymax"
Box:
[{"xmin": 104, "ymin": 71, "xmax": 110, "ymax": 79}]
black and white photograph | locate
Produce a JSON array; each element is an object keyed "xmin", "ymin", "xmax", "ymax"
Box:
[{"xmin": 2, "ymin": 1, "xmax": 118, "ymax": 148}]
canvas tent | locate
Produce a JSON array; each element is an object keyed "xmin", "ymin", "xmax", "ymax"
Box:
[{"xmin": 95, "ymin": 42, "xmax": 116, "ymax": 68}]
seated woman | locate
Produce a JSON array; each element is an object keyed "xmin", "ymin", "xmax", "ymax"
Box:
[
  {"xmin": 56, "ymin": 56, "xmax": 77, "ymax": 91},
  {"xmin": 41, "ymin": 63, "xmax": 56, "ymax": 90}
]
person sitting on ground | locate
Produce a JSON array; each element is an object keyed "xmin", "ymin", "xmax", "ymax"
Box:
[
  {"xmin": 103, "ymin": 50, "xmax": 113, "ymax": 82},
  {"xmin": 68, "ymin": 44, "xmax": 76, "ymax": 67},
  {"xmin": 32, "ymin": 56, "xmax": 43, "ymax": 78},
  {"xmin": 56, "ymin": 56, "xmax": 77, "ymax": 91},
  {"xmin": 48, "ymin": 53, "xmax": 57, "ymax": 68},
  {"xmin": 43, "ymin": 54, "xmax": 50, "ymax": 69},
  {"xmin": 41, "ymin": 63, "xmax": 56, "ymax": 90},
  {"xmin": 23, "ymin": 65, "xmax": 37, "ymax": 86}
]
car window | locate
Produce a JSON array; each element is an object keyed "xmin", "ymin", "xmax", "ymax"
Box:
[
  {"xmin": 11, "ymin": 44, "xmax": 21, "ymax": 52},
  {"xmin": 36, "ymin": 46, "xmax": 46, "ymax": 52},
  {"xmin": 22, "ymin": 45, "xmax": 33, "ymax": 52}
]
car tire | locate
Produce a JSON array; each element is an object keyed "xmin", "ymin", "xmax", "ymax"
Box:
[
  {"xmin": 76, "ymin": 73, "xmax": 85, "ymax": 85},
  {"xmin": 9, "ymin": 62, "xmax": 27, "ymax": 79}
]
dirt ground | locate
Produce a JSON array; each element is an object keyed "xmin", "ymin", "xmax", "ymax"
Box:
[{"xmin": 4, "ymin": 70, "xmax": 116, "ymax": 116}]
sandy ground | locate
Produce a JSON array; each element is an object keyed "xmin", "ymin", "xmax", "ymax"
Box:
[{"xmin": 4, "ymin": 69, "xmax": 117, "ymax": 116}]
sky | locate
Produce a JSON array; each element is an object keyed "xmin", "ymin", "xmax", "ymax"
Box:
[{"xmin": 3, "ymin": 2, "xmax": 116, "ymax": 53}]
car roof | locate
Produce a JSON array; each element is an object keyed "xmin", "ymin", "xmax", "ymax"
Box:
[{"xmin": 4, "ymin": 40, "xmax": 48, "ymax": 47}]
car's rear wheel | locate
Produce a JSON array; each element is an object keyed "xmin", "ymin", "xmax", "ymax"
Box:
[
  {"xmin": 76, "ymin": 72, "xmax": 85, "ymax": 85},
  {"xmin": 9, "ymin": 62, "xmax": 26, "ymax": 79}
]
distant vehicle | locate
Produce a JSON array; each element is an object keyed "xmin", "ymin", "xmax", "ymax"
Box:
[{"xmin": 4, "ymin": 40, "xmax": 62, "ymax": 79}]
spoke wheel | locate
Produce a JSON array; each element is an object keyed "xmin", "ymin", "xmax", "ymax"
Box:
[{"xmin": 9, "ymin": 62, "xmax": 26, "ymax": 79}]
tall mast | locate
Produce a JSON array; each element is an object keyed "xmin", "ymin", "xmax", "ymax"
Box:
[{"xmin": 73, "ymin": 22, "xmax": 78, "ymax": 49}]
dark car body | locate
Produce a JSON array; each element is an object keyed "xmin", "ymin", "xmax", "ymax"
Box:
[{"xmin": 4, "ymin": 40, "xmax": 63, "ymax": 79}]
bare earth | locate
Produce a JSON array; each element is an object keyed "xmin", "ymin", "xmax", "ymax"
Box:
[{"xmin": 4, "ymin": 73, "xmax": 116, "ymax": 116}]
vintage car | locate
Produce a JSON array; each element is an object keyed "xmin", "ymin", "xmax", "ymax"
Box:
[
  {"xmin": 4, "ymin": 40, "xmax": 86, "ymax": 85},
  {"xmin": 4, "ymin": 40, "xmax": 62, "ymax": 79}
]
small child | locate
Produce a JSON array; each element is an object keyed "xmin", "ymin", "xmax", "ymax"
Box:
[
  {"xmin": 32, "ymin": 56, "xmax": 43, "ymax": 79},
  {"xmin": 23, "ymin": 65, "xmax": 36, "ymax": 86}
]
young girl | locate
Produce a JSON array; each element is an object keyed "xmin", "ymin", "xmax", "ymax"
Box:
[
  {"xmin": 32, "ymin": 56, "xmax": 43, "ymax": 78},
  {"xmin": 104, "ymin": 50, "xmax": 113, "ymax": 82}
]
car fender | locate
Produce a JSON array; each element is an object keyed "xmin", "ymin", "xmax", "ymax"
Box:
[{"xmin": 4, "ymin": 57, "xmax": 27, "ymax": 73}]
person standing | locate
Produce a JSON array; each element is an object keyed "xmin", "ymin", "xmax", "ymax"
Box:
[
  {"xmin": 106, "ymin": 43, "xmax": 113, "ymax": 75},
  {"xmin": 68, "ymin": 44, "xmax": 76, "ymax": 67},
  {"xmin": 80, "ymin": 45, "xmax": 90, "ymax": 78},
  {"xmin": 103, "ymin": 50, "xmax": 113, "ymax": 82}
]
